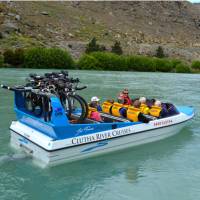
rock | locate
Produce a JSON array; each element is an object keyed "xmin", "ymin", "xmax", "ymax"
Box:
[
  {"xmin": 41, "ymin": 11, "xmax": 49, "ymax": 16},
  {"xmin": 7, "ymin": 13, "xmax": 15, "ymax": 17},
  {"xmin": 2, "ymin": 21, "xmax": 19, "ymax": 33},
  {"xmin": 68, "ymin": 33, "xmax": 74, "ymax": 38},
  {"xmin": 15, "ymin": 15, "xmax": 20, "ymax": 21}
]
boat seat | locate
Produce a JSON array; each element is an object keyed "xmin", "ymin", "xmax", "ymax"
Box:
[{"xmin": 100, "ymin": 112, "xmax": 130, "ymax": 123}]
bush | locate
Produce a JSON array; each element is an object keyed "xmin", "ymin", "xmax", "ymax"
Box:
[
  {"xmin": 155, "ymin": 46, "xmax": 165, "ymax": 58},
  {"xmin": 176, "ymin": 63, "xmax": 191, "ymax": 73},
  {"xmin": 154, "ymin": 58, "xmax": 173, "ymax": 72},
  {"xmin": 78, "ymin": 54, "xmax": 101, "ymax": 70},
  {"xmin": 126, "ymin": 55, "xmax": 156, "ymax": 72},
  {"xmin": 0, "ymin": 55, "xmax": 3, "ymax": 67},
  {"xmin": 85, "ymin": 37, "xmax": 106, "ymax": 53},
  {"xmin": 3, "ymin": 49, "xmax": 15, "ymax": 65},
  {"xmin": 170, "ymin": 59, "xmax": 183, "ymax": 68},
  {"xmin": 14, "ymin": 49, "xmax": 25, "ymax": 66},
  {"xmin": 24, "ymin": 48, "xmax": 74, "ymax": 69},
  {"xmin": 191, "ymin": 60, "xmax": 200, "ymax": 70},
  {"xmin": 111, "ymin": 41, "xmax": 123, "ymax": 55},
  {"xmin": 90, "ymin": 52, "xmax": 126, "ymax": 71},
  {"xmin": 3, "ymin": 49, "xmax": 24, "ymax": 66},
  {"xmin": 44, "ymin": 48, "xmax": 74, "ymax": 69}
]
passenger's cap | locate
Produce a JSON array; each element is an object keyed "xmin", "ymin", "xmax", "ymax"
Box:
[{"xmin": 91, "ymin": 96, "xmax": 100, "ymax": 102}]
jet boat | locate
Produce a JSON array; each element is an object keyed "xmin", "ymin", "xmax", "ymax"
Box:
[{"xmin": 1, "ymin": 71, "xmax": 194, "ymax": 167}]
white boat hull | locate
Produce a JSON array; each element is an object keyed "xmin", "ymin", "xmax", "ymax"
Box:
[{"xmin": 10, "ymin": 120, "xmax": 187, "ymax": 168}]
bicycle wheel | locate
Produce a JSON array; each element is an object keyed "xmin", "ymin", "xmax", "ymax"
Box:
[
  {"xmin": 75, "ymin": 94, "xmax": 89, "ymax": 120},
  {"xmin": 63, "ymin": 94, "xmax": 87, "ymax": 122}
]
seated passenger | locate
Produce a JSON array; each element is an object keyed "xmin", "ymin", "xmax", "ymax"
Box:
[
  {"xmin": 88, "ymin": 102, "xmax": 102, "ymax": 122},
  {"xmin": 167, "ymin": 103, "xmax": 179, "ymax": 116},
  {"xmin": 149, "ymin": 100, "xmax": 162, "ymax": 117},
  {"xmin": 111, "ymin": 102, "xmax": 125, "ymax": 117},
  {"xmin": 161, "ymin": 103, "xmax": 169, "ymax": 117},
  {"xmin": 127, "ymin": 100, "xmax": 141, "ymax": 122},
  {"xmin": 90, "ymin": 96, "xmax": 102, "ymax": 111},
  {"xmin": 146, "ymin": 98, "xmax": 156, "ymax": 107},
  {"xmin": 117, "ymin": 89, "xmax": 132, "ymax": 105},
  {"xmin": 139, "ymin": 97, "xmax": 150, "ymax": 114}
]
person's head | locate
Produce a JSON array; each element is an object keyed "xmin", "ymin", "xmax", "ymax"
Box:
[
  {"xmin": 139, "ymin": 97, "xmax": 146, "ymax": 104},
  {"xmin": 91, "ymin": 96, "xmax": 100, "ymax": 103},
  {"xmin": 154, "ymin": 100, "xmax": 161, "ymax": 107},
  {"xmin": 133, "ymin": 99, "xmax": 141, "ymax": 108},
  {"xmin": 107, "ymin": 99, "xmax": 114, "ymax": 104},
  {"xmin": 123, "ymin": 88, "xmax": 129, "ymax": 97}
]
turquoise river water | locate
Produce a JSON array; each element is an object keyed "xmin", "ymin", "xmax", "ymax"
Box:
[{"xmin": 0, "ymin": 68, "xmax": 199, "ymax": 200}]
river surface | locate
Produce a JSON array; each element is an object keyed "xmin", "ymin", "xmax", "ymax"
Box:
[{"xmin": 0, "ymin": 68, "xmax": 199, "ymax": 200}]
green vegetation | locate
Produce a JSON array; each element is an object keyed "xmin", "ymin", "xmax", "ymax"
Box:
[
  {"xmin": 78, "ymin": 54, "xmax": 101, "ymax": 70},
  {"xmin": 175, "ymin": 63, "xmax": 191, "ymax": 73},
  {"xmin": 85, "ymin": 37, "xmax": 106, "ymax": 53},
  {"xmin": 24, "ymin": 48, "xmax": 74, "ymax": 69},
  {"xmin": 0, "ymin": 55, "xmax": 4, "ymax": 67},
  {"xmin": 4, "ymin": 49, "xmax": 24, "ymax": 66},
  {"xmin": 0, "ymin": 46, "xmax": 198, "ymax": 74},
  {"xmin": 154, "ymin": 58, "xmax": 173, "ymax": 72},
  {"xmin": 111, "ymin": 41, "xmax": 123, "ymax": 55},
  {"xmin": 191, "ymin": 60, "xmax": 200, "ymax": 71},
  {"xmin": 126, "ymin": 55, "xmax": 155, "ymax": 72},
  {"xmin": 155, "ymin": 46, "xmax": 165, "ymax": 58}
]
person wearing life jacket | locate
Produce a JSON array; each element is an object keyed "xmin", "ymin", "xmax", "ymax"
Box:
[
  {"xmin": 88, "ymin": 101, "xmax": 102, "ymax": 121},
  {"xmin": 149, "ymin": 100, "xmax": 162, "ymax": 118},
  {"xmin": 126, "ymin": 100, "xmax": 141, "ymax": 122},
  {"xmin": 139, "ymin": 97, "xmax": 150, "ymax": 115},
  {"xmin": 90, "ymin": 96, "xmax": 102, "ymax": 111},
  {"xmin": 118, "ymin": 89, "xmax": 132, "ymax": 105}
]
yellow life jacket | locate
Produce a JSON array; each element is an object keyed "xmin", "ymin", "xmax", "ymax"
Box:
[
  {"xmin": 123, "ymin": 104, "xmax": 129, "ymax": 109},
  {"xmin": 111, "ymin": 102, "xmax": 124, "ymax": 117},
  {"xmin": 149, "ymin": 106, "xmax": 162, "ymax": 117},
  {"xmin": 127, "ymin": 106, "xmax": 141, "ymax": 122},
  {"xmin": 140, "ymin": 103, "xmax": 150, "ymax": 115},
  {"xmin": 102, "ymin": 101, "xmax": 113, "ymax": 114},
  {"xmin": 87, "ymin": 106, "xmax": 97, "ymax": 118}
]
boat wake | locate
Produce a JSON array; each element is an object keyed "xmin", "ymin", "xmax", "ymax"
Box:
[{"xmin": 0, "ymin": 153, "xmax": 30, "ymax": 165}]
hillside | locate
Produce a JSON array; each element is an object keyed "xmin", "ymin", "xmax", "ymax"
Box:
[{"xmin": 0, "ymin": 1, "xmax": 200, "ymax": 61}]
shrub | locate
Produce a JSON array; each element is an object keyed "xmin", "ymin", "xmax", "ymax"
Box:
[
  {"xmin": 44, "ymin": 48, "xmax": 74, "ymax": 69},
  {"xmin": 155, "ymin": 46, "xmax": 165, "ymax": 58},
  {"xmin": 176, "ymin": 63, "xmax": 191, "ymax": 73},
  {"xmin": 154, "ymin": 58, "xmax": 173, "ymax": 72},
  {"xmin": 170, "ymin": 59, "xmax": 183, "ymax": 68},
  {"xmin": 77, "ymin": 54, "xmax": 101, "ymax": 70},
  {"xmin": 24, "ymin": 48, "xmax": 74, "ymax": 69},
  {"xmin": 0, "ymin": 55, "xmax": 3, "ymax": 67},
  {"xmin": 191, "ymin": 60, "xmax": 200, "ymax": 70},
  {"xmin": 111, "ymin": 41, "xmax": 123, "ymax": 55},
  {"xmin": 3, "ymin": 49, "xmax": 24, "ymax": 66},
  {"xmin": 14, "ymin": 48, "xmax": 25, "ymax": 66},
  {"xmin": 90, "ymin": 52, "xmax": 126, "ymax": 71},
  {"xmin": 85, "ymin": 37, "xmax": 105, "ymax": 53},
  {"xmin": 3, "ymin": 49, "xmax": 15, "ymax": 65},
  {"xmin": 126, "ymin": 55, "xmax": 156, "ymax": 72}
]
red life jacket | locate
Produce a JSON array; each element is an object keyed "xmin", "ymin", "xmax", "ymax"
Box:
[{"xmin": 123, "ymin": 95, "xmax": 132, "ymax": 105}]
